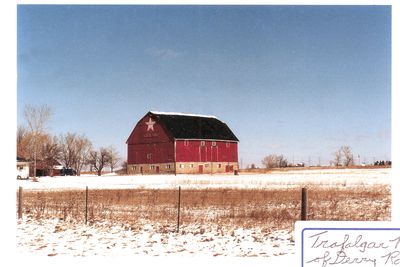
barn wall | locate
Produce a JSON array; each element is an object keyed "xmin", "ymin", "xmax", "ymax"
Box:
[
  {"xmin": 127, "ymin": 143, "xmax": 174, "ymax": 164},
  {"xmin": 175, "ymin": 162, "xmax": 238, "ymax": 174},
  {"xmin": 175, "ymin": 140, "xmax": 238, "ymax": 163},
  {"xmin": 127, "ymin": 162, "xmax": 175, "ymax": 175},
  {"xmin": 127, "ymin": 161, "xmax": 238, "ymax": 175},
  {"xmin": 127, "ymin": 114, "xmax": 174, "ymax": 165},
  {"xmin": 127, "ymin": 114, "xmax": 172, "ymax": 145}
]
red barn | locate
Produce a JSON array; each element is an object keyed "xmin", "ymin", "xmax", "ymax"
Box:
[{"xmin": 126, "ymin": 111, "xmax": 239, "ymax": 174}]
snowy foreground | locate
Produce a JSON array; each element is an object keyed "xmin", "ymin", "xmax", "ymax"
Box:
[
  {"xmin": 16, "ymin": 216, "xmax": 296, "ymax": 266},
  {"xmin": 15, "ymin": 168, "xmax": 389, "ymax": 265},
  {"xmin": 17, "ymin": 216, "xmax": 294, "ymax": 257},
  {"xmin": 16, "ymin": 167, "xmax": 390, "ymax": 191}
]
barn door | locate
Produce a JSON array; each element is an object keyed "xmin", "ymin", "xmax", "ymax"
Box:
[
  {"xmin": 198, "ymin": 165, "xmax": 203, "ymax": 174},
  {"xmin": 156, "ymin": 166, "xmax": 160, "ymax": 173}
]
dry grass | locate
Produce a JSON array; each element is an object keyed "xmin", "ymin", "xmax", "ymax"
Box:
[{"xmin": 17, "ymin": 186, "xmax": 391, "ymax": 231}]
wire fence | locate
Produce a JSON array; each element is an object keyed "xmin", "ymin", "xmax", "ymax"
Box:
[{"xmin": 16, "ymin": 185, "xmax": 391, "ymax": 231}]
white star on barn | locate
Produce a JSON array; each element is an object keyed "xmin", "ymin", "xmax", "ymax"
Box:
[{"xmin": 145, "ymin": 118, "xmax": 155, "ymax": 131}]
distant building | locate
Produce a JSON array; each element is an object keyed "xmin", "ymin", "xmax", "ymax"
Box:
[
  {"xmin": 29, "ymin": 159, "xmax": 63, "ymax": 177},
  {"xmin": 126, "ymin": 111, "xmax": 239, "ymax": 174},
  {"xmin": 17, "ymin": 156, "xmax": 30, "ymax": 179}
]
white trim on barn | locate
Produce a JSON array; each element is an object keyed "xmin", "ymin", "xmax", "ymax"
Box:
[{"xmin": 150, "ymin": 111, "xmax": 218, "ymax": 119}]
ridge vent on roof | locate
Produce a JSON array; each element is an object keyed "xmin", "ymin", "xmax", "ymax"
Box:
[{"xmin": 150, "ymin": 111, "xmax": 218, "ymax": 119}]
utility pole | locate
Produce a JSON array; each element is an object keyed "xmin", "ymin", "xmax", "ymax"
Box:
[
  {"xmin": 33, "ymin": 130, "xmax": 37, "ymax": 179},
  {"xmin": 34, "ymin": 147, "xmax": 37, "ymax": 178}
]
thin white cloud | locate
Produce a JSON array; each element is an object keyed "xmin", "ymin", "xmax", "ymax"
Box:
[{"xmin": 145, "ymin": 47, "xmax": 184, "ymax": 59}]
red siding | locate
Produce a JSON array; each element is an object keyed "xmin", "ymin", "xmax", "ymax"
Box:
[
  {"xmin": 175, "ymin": 140, "xmax": 238, "ymax": 163},
  {"xmin": 127, "ymin": 115, "xmax": 174, "ymax": 164},
  {"xmin": 128, "ymin": 142, "xmax": 174, "ymax": 164},
  {"xmin": 127, "ymin": 115, "xmax": 172, "ymax": 145}
]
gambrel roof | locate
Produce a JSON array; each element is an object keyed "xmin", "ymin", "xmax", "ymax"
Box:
[{"xmin": 148, "ymin": 111, "xmax": 239, "ymax": 142}]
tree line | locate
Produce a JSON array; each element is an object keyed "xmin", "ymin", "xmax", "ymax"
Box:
[
  {"xmin": 260, "ymin": 145, "xmax": 364, "ymax": 169},
  {"xmin": 17, "ymin": 104, "xmax": 122, "ymax": 177}
]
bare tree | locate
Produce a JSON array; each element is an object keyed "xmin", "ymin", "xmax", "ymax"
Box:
[
  {"xmin": 42, "ymin": 135, "xmax": 61, "ymax": 176},
  {"xmin": 332, "ymin": 145, "xmax": 354, "ymax": 167},
  {"xmin": 88, "ymin": 147, "xmax": 112, "ymax": 176},
  {"xmin": 58, "ymin": 132, "xmax": 92, "ymax": 175},
  {"xmin": 73, "ymin": 135, "xmax": 92, "ymax": 176},
  {"xmin": 22, "ymin": 104, "xmax": 52, "ymax": 178},
  {"xmin": 341, "ymin": 145, "xmax": 354, "ymax": 167},
  {"xmin": 24, "ymin": 104, "xmax": 52, "ymax": 134},
  {"xmin": 58, "ymin": 133, "xmax": 76, "ymax": 169},
  {"xmin": 120, "ymin": 160, "xmax": 128, "ymax": 174},
  {"xmin": 262, "ymin": 155, "xmax": 274, "ymax": 168},
  {"xmin": 108, "ymin": 146, "xmax": 121, "ymax": 173},
  {"xmin": 278, "ymin": 155, "xmax": 288, "ymax": 168},
  {"xmin": 21, "ymin": 132, "xmax": 48, "ymax": 162},
  {"xmin": 262, "ymin": 154, "xmax": 288, "ymax": 168},
  {"xmin": 17, "ymin": 125, "xmax": 29, "ymax": 159},
  {"xmin": 332, "ymin": 149, "xmax": 342, "ymax": 167}
]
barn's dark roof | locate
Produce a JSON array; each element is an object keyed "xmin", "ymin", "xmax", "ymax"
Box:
[{"xmin": 149, "ymin": 111, "xmax": 239, "ymax": 142}]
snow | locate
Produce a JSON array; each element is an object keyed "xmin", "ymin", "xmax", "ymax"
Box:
[
  {"xmin": 16, "ymin": 217, "xmax": 295, "ymax": 258},
  {"xmin": 16, "ymin": 168, "xmax": 390, "ymax": 191},
  {"xmin": 150, "ymin": 111, "xmax": 218, "ymax": 119},
  {"xmin": 15, "ymin": 168, "xmax": 388, "ymax": 265}
]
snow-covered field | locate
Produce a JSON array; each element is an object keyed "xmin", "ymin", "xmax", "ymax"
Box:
[
  {"xmin": 15, "ymin": 168, "xmax": 390, "ymax": 263},
  {"xmin": 17, "ymin": 216, "xmax": 294, "ymax": 257},
  {"xmin": 16, "ymin": 167, "xmax": 390, "ymax": 191}
]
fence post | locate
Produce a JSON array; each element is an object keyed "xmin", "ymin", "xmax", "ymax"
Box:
[
  {"xmin": 18, "ymin": 186, "xmax": 23, "ymax": 219},
  {"xmin": 177, "ymin": 186, "xmax": 181, "ymax": 233},
  {"xmin": 301, "ymin": 187, "xmax": 308, "ymax": 221},
  {"xmin": 85, "ymin": 186, "xmax": 88, "ymax": 224}
]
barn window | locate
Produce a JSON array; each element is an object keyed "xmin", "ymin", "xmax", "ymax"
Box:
[
  {"xmin": 190, "ymin": 164, "xmax": 194, "ymax": 168},
  {"xmin": 180, "ymin": 164, "xmax": 185, "ymax": 169},
  {"xmin": 200, "ymin": 141, "xmax": 205, "ymax": 146},
  {"xmin": 218, "ymin": 164, "xmax": 222, "ymax": 168},
  {"xmin": 184, "ymin": 140, "xmax": 189, "ymax": 146},
  {"xmin": 150, "ymin": 165, "xmax": 155, "ymax": 170},
  {"xmin": 212, "ymin": 141, "xmax": 216, "ymax": 146},
  {"xmin": 205, "ymin": 163, "xmax": 209, "ymax": 168},
  {"xmin": 166, "ymin": 164, "xmax": 171, "ymax": 169},
  {"xmin": 226, "ymin": 142, "xmax": 230, "ymax": 148},
  {"xmin": 147, "ymin": 153, "xmax": 152, "ymax": 159},
  {"xmin": 133, "ymin": 166, "xmax": 137, "ymax": 171}
]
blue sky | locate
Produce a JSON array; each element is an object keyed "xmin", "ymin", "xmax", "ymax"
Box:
[{"xmin": 17, "ymin": 5, "xmax": 391, "ymax": 167}]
